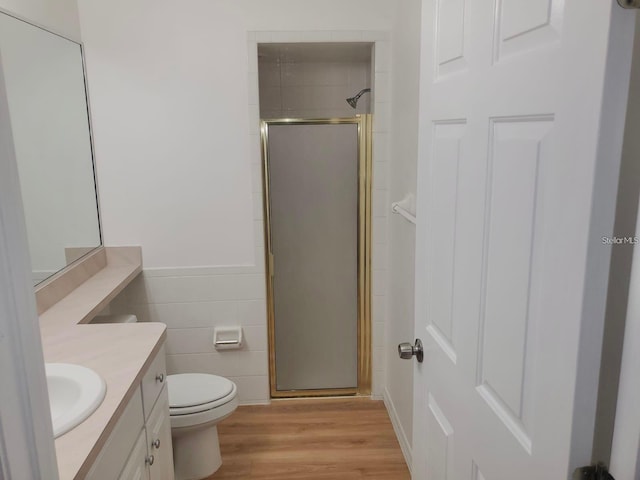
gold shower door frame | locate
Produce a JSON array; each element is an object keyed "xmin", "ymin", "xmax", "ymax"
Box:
[{"xmin": 260, "ymin": 115, "xmax": 372, "ymax": 398}]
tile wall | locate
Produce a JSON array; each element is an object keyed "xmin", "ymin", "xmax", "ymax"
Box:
[
  {"xmin": 259, "ymin": 58, "xmax": 371, "ymax": 118},
  {"xmin": 109, "ymin": 266, "xmax": 270, "ymax": 404}
]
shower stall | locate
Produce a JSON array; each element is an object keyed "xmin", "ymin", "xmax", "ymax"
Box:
[
  {"xmin": 261, "ymin": 116, "xmax": 372, "ymax": 397},
  {"xmin": 258, "ymin": 43, "xmax": 374, "ymax": 398}
]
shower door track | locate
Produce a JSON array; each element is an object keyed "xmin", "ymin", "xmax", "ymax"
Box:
[{"xmin": 260, "ymin": 115, "xmax": 372, "ymax": 398}]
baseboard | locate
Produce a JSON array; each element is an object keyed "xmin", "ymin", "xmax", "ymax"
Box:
[
  {"xmin": 383, "ymin": 387, "xmax": 412, "ymax": 473},
  {"xmin": 238, "ymin": 399, "xmax": 271, "ymax": 406}
]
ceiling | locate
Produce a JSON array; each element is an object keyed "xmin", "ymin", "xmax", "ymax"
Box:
[{"xmin": 258, "ymin": 43, "xmax": 373, "ymax": 64}]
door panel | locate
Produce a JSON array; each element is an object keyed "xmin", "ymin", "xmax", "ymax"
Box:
[
  {"xmin": 472, "ymin": 464, "xmax": 487, "ymax": 480},
  {"xmin": 413, "ymin": 0, "xmax": 635, "ymax": 479},
  {"xmin": 436, "ymin": 0, "xmax": 466, "ymax": 78},
  {"xmin": 118, "ymin": 431, "xmax": 148, "ymax": 480},
  {"xmin": 425, "ymin": 394, "xmax": 455, "ymax": 479},
  {"xmin": 477, "ymin": 116, "xmax": 553, "ymax": 450},
  {"xmin": 268, "ymin": 123, "xmax": 359, "ymax": 391},
  {"xmin": 426, "ymin": 121, "xmax": 466, "ymax": 364},
  {"xmin": 494, "ymin": 0, "xmax": 562, "ymax": 61}
]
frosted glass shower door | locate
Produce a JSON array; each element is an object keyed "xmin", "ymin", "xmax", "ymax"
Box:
[{"xmin": 267, "ymin": 123, "xmax": 359, "ymax": 392}]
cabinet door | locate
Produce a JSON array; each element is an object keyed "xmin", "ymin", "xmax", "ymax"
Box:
[
  {"xmin": 87, "ymin": 387, "xmax": 145, "ymax": 479},
  {"xmin": 146, "ymin": 385, "xmax": 175, "ymax": 480},
  {"xmin": 119, "ymin": 431, "xmax": 148, "ymax": 480}
]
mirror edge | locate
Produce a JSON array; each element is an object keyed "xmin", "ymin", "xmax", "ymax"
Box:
[
  {"xmin": 0, "ymin": 6, "xmax": 82, "ymax": 45},
  {"xmin": 34, "ymin": 245, "xmax": 105, "ymax": 295},
  {"xmin": 79, "ymin": 41, "xmax": 104, "ymax": 255}
]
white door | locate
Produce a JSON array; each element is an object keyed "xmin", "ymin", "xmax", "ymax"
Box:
[{"xmin": 411, "ymin": 1, "xmax": 636, "ymax": 479}]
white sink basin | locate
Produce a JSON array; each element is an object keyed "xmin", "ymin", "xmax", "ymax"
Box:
[{"xmin": 46, "ymin": 363, "xmax": 106, "ymax": 438}]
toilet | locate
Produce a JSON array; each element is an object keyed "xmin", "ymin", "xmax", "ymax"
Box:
[
  {"xmin": 92, "ymin": 314, "xmax": 238, "ymax": 479},
  {"xmin": 168, "ymin": 373, "xmax": 238, "ymax": 480}
]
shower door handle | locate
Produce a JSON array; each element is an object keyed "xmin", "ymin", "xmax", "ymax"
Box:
[{"xmin": 398, "ymin": 339, "xmax": 424, "ymax": 363}]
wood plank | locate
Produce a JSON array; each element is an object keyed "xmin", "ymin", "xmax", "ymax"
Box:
[{"xmin": 211, "ymin": 398, "xmax": 411, "ymax": 479}]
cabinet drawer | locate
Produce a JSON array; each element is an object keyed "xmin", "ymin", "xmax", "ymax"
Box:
[
  {"xmin": 87, "ymin": 386, "xmax": 144, "ymax": 480},
  {"xmin": 118, "ymin": 430, "xmax": 148, "ymax": 480},
  {"xmin": 146, "ymin": 385, "xmax": 175, "ymax": 480},
  {"xmin": 141, "ymin": 345, "xmax": 167, "ymax": 420}
]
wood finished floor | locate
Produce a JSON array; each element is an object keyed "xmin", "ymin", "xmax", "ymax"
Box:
[{"xmin": 208, "ymin": 398, "xmax": 411, "ymax": 479}]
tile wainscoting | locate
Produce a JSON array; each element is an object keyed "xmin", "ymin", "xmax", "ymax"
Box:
[{"xmin": 109, "ymin": 269, "xmax": 271, "ymax": 405}]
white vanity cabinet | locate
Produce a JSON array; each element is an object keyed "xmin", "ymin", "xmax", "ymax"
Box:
[
  {"xmin": 87, "ymin": 345, "xmax": 174, "ymax": 480},
  {"xmin": 119, "ymin": 387, "xmax": 173, "ymax": 480}
]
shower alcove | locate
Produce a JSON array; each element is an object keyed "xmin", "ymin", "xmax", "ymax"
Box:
[{"xmin": 257, "ymin": 43, "xmax": 374, "ymax": 398}]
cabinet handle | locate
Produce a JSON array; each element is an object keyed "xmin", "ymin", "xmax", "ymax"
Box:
[
  {"xmin": 145, "ymin": 455, "xmax": 155, "ymax": 466},
  {"xmin": 152, "ymin": 439, "xmax": 160, "ymax": 449},
  {"xmin": 155, "ymin": 373, "xmax": 165, "ymax": 383}
]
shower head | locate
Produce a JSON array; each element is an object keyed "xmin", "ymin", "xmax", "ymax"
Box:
[{"xmin": 346, "ymin": 88, "xmax": 371, "ymax": 109}]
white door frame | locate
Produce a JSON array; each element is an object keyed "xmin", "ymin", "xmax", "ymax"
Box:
[
  {"xmin": 610, "ymin": 195, "xmax": 640, "ymax": 478},
  {"xmin": 0, "ymin": 50, "xmax": 59, "ymax": 479},
  {"xmin": 609, "ymin": 11, "xmax": 640, "ymax": 479}
]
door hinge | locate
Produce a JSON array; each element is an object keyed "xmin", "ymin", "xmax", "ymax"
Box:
[
  {"xmin": 573, "ymin": 464, "xmax": 615, "ymax": 480},
  {"xmin": 618, "ymin": 0, "xmax": 640, "ymax": 9}
]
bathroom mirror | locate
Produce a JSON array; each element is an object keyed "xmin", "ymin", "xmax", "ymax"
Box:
[{"xmin": 0, "ymin": 11, "xmax": 102, "ymax": 285}]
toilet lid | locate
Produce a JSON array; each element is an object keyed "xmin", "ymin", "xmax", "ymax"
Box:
[{"xmin": 167, "ymin": 373, "xmax": 234, "ymax": 408}]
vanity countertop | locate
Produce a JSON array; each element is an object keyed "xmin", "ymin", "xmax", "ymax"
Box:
[
  {"xmin": 37, "ymin": 247, "xmax": 143, "ymax": 336},
  {"xmin": 41, "ymin": 322, "xmax": 166, "ymax": 480}
]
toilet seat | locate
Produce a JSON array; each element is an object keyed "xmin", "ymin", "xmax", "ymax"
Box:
[{"xmin": 168, "ymin": 373, "xmax": 236, "ymax": 416}]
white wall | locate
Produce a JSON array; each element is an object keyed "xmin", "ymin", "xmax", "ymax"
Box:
[
  {"xmin": 78, "ymin": 0, "xmax": 394, "ymax": 269},
  {"xmin": 383, "ymin": 0, "xmax": 423, "ymax": 468},
  {"xmin": 0, "ymin": 0, "xmax": 80, "ymax": 40}
]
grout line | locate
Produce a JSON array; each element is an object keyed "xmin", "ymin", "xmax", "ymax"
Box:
[
  {"xmin": 125, "ymin": 299, "xmax": 266, "ymax": 306},
  {"xmin": 167, "ymin": 351, "xmax": 268, "ymax": 356}
]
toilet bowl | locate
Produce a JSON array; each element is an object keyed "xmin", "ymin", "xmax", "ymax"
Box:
[{"xmin": 168, "ymin": 373, "xmax": 238, "ymax": 480}]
